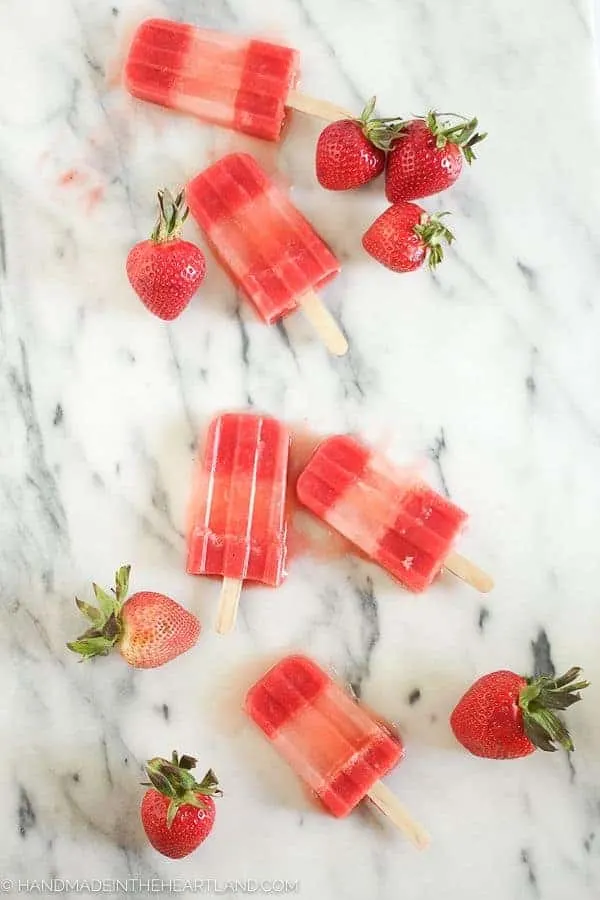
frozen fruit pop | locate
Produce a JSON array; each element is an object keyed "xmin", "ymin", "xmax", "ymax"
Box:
[
  {"xmin": 246, "ymin": 654, "xmax": 429, "ymax": 846},
  {"xmin": 296, "ymin": 435, "xmax": 493, "ymax": 593},
  {"xmin": 187, "ymin": 413, "xmax": 289, "ymax": 633},
  {"xmin": 124, "ymin": 18, "xmax": 352, "ymax": 142},
  {"xmin": 187, "ymin": 153, "xmax": 347, "ymax": 355}
]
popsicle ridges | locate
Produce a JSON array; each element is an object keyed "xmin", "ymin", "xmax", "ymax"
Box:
[
  {"xmin": 246, "ymin": 654, "xmax": 329, "ymax": 737},
  {"xmin": 124, "ymin": 19, "xmax": 299, "ymax": 141},
  {"xmin": 297, "ymin": 435, "xmax": 468, "ymax": 592},
  {"xmin": 186, "ymin": 153, "xmax": 341, "ymax": 324},
  {"xmin": 246, "ymin": 655, "xmax": 403, "ymax": 818},
  {"xmin": 187, "ymin": 413, "xmax": 289, "ymax": 586}
]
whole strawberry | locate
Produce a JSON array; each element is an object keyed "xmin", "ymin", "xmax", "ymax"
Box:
[
  {"xmin": 386, "ymin": 111, "xmax": 487, "ymax": 202},
  {"xmin": 141, "ymin": 752, "xmax": 221, "ymax": 859},
  {"xmin": 362, "ymin": 201, "xmax": 454, "ymax": 272},
  {"xmin": 450, "ymin": 667, "xmax": 589, "ymax": 759},
  {"xmin": 67, "ymin": 565, "xmax": 200, "ymax": 668},
  {"xmin": 316, "ymin": 97, "xmax": 405, "ymax": 191},
  {"xmin": 126, "ymin": 189, "xmax": 206, "ymax": 320}
]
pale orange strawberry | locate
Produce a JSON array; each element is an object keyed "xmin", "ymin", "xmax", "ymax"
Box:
[{"xmin": 67, "ymin": 566, "xmax": 200, "ymax": 668}]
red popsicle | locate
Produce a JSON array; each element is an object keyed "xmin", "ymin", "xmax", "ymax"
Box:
[
  {"xmin": 187, "ymin": 413, "xmax": 289, "ymax": 633},
  {"xmin": 125, "ymin": 19, "xmax": 352, "ymax": 142},
  {"xmin": 296, "ymin": 435, "xmax": 493, "ymax": 593},
  {"xmin": 246, "ymin": 654, "xmax": 429, "ymax": 846},
  {"xmin": 187, "ymin": 153, "xmax": 347, "ymax": 355}
]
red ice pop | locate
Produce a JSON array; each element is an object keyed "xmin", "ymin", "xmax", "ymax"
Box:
[
  {"xmin": 124, "ymin": 19, "xmax": 352, "ymax": 142},
  {"xmin": 186, "ymin": 153, "xmax": 347, "ymax": 355},
  {"xmin": 187, "ymin": 413, "xmax": 289, "ymax": 633},
  {"xmin": 296, "ymin": 435, "xmax": 493, "ymax": 593},
  {"xmin": 246, "ymin": 654, "xmax": 429, "ymax": 846}
]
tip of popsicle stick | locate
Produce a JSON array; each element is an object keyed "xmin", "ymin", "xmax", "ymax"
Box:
[
  {"xmin": 215, "ymin": 577, "xmax": 243, "ymax": 634},
  {"xmin": 367, "ymin": 781, "xmax": 430, "ymax": 849},
  {"xmin": 412, "ymin": 829, "xmax": 431, "ymax": 851},
  {"xmin": 444, "ymin": 552, "xmax": 494, "ymax": 594},
  {"xmin": 329, "ymin": 334, "xmax": 349, "ymax": 357},
  {"xmin": 475, "ymin": 572, "xmax": 494, "ymax": 593}
]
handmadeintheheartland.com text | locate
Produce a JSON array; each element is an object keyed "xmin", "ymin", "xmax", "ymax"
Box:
[{"xmin": 0, "ymin": 878, "xmax": 301, "ymax": 895}]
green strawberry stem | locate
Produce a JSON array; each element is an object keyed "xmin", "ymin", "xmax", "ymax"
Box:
[
  {"xmin": 151, "ymin": 189, "xmax": 189, "ymax": 243},
  {"xmin": 143, "ymin": 752, "xmax": 222, "ymax": 828},
  {"xmin": 413, "ymin": 211, "xmax": 455, "ymax": 269},
  {"xmin": 519, "ymin": 667, "xmax": 590, "ymax": 752},
  {"xmin": 422, "ymin": 110, "xmax": 487, "ymax": 164},
  {"xmin": 356, "ymin": 96, "xmax": 406, "ymax": 151},
  {"xmin": 67, "ymin": 565, "xmax": 131, "ymax": 660}
]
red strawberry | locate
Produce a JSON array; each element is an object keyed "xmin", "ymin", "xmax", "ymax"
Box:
[
  {"xmin": 385, "ymin": 112, "xmax": 487, "ymax": 202},
  {"xmin": 450, "ymin": 667, "xmax": 589, "ymax": 759},
  {"xmin": 67, "ymin": 565, "xmax": 200, "ymax": 668},
  {"xmin": 126, "ymin": 189, "xmax": 206, "ymax": 320},
  {"xmin": 141, "ymin": 752, "xmax": 221, "ymax": 859},
  {"xmin": 316, "ymin": 97, "xmax": 405, "ymax": 191},
  {"xmin": 362, "ymin": 201, "xmax": 454, "ymax": 272}
]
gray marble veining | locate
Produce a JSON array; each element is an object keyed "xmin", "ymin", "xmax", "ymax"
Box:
[{"xmin": 1, "ymin": 0, "xmax": 600, "ymax": 897}]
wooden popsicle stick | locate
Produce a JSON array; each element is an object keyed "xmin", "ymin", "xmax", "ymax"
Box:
[
  {"xmin": 215, "ymin": 577, "xmax": 243, "ymax": 634},
  {"xmin": 444, "ymin": 552, "xmax": 494, "ymax": 593},
  {"xmin": 286, "ymin": 89, "xmax": 353, "ymax": 122},
  {"xmin": 367, "ymin": 781, "xmax": 430, "ymax": 849},
  {"xmin": 300, "ymin": 290, "xmax": 348, "ymax": 356}
]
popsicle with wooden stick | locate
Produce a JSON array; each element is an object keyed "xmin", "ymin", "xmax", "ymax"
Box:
[
  {"xmin": 124, "ymin": 18, "xmax": 353, "ymax": 143},
  {"xmin": 296, "ymin": 434, "xmax": 493, "ymax": 594},
  {"xmin": 246, "ymin": 654, "xmax": 429, "ymax": 847},
  {"xmin": 187, "ymin": 413, "xmax": 290, "ymax": 634},
  {"xmin": 186, "ymin": 153, "xmax": 347, "ymax": 356}
]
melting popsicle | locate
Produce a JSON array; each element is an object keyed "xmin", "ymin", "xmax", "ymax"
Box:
[
  {"xmin": 187, "ymin": 153, "xmax": 347, "ymax": 355},
  {"xmin": 124, "ymin": 18, "xmax": 352, "ymax": 142},
  {"xmin": 296, "ymin": 434, "xmax": 493, "ymax": 593},
  {"xmin": 246, "ymin": 654, "xmax": 429, "ymax": 846},
  {"xmin": 187, "ymin": 413, "xmax": 289, "ymax": 633}
]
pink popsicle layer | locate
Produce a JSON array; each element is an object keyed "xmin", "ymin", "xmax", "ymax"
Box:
[
  {"xmin": 246, "ymin": 655, "xmax": 403, "ymax": 818},
  {"xmin": 187, "ymin": 153, "xmax": 340, "ymax": 324},
  {"xmin": 125, "ymin": 18, "xmax": 299, "ymax": 141},
  {"xmin": 187, "ymin": 413, "xmax": 289, "ymax": 585},
  {"xmin": 296, "ymin": 435, "xmax": 468, "ymax": 592}
]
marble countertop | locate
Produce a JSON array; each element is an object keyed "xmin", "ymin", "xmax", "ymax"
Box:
[{"xmin": 2, "ymin": 0, "xmax": 600, "ymax": 897}]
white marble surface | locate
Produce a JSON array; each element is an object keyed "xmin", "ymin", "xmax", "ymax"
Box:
[{"xmin": 2, "ymin": 0, "xmax": 600, "ymax": 897}]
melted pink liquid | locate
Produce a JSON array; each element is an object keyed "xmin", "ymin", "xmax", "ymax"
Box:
[
  {"xmin": 56, "ymin": 167, "xmax": 105, "ymax": 212},
  {"xmin": 286, "ymin": 425, "xmax": 358, "ymax": 566}
]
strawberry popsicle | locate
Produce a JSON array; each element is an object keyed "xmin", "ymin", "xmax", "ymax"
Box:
[
  {"xmin": 246, "ymin": 654, "xmax": 428, "ymax": 846},
  {"xmin": 124, "ymin": 19, "xmax": 351, "ymax": 142},
  {"xmin": 187, "ymin": 153, "xmax": 347, "ymax": 355},
  {"xmin": 296, "ymin": 435, "xmax": 493, "ymax": 593},
  {"xmin": 187, "ymin": 413, "xmax": 289, "ymax": 633}
]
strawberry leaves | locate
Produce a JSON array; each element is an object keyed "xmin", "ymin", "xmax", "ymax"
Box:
[
  {"xmin": 424, "ymin": 110, "xmax": 487, "ymax": 164},
  {"xmin": 115, "ymin": 564, "xmax": 131, "ymax": 601},
  {"xmin": 74, "ymin": 597, "xmax": 104, "ymax": 628},
  {"xmin": 519, "ymin": 667, "xmax": 590, "ymax": 752},
  {"xmin": 413, "ymin": 211, "xmax": 455, "ymax": 269},
  {"xmin": 67, "ymin": 633, "xmax": 118, "ymax": 659},
  {"xmin": 358, "ymin": 96, "xmax": 406, "ymax": 152},
  {"xmin": 92, "ymin": 582, "xmax": 117, "ymax": 619},
  {"xmin": 67, "ymin": 565, "xmax": 131, "ymax": 660},
  {"xmin": 143, "ymin": 752, "xmax": 222, "ymax": 829},
  {"xmin": 151, "ymin": 189, "xmax": 189, "ymax": 243}
]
